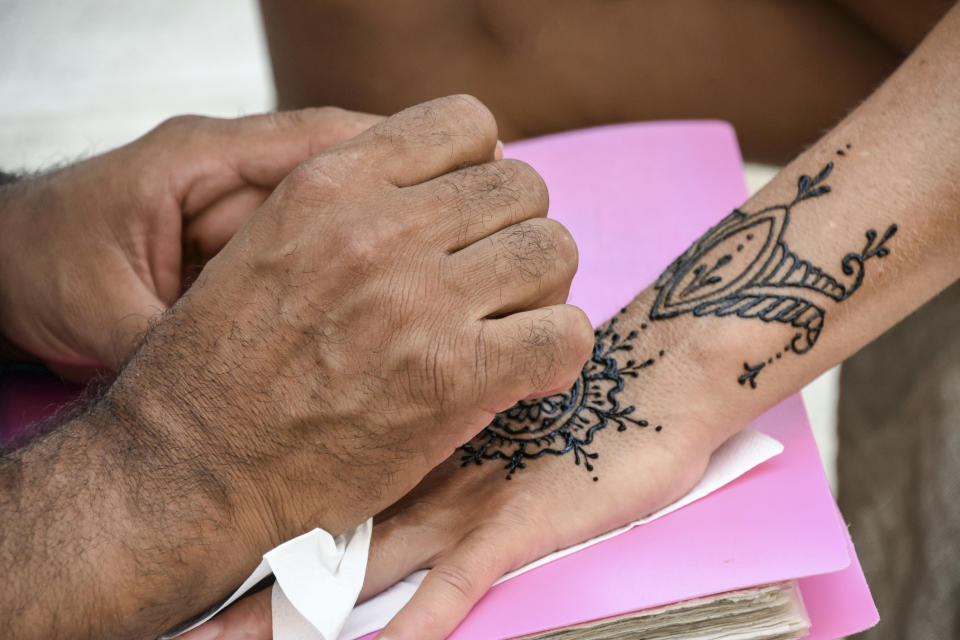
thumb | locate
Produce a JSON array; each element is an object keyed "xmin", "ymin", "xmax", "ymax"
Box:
[
  {"xmin": 217, "ymin": 107, "xmax": 386, "ymax": 187},
  {"xmin": 374, "ymin": 531, "xmax": 514, "ymax": 640},
  {"xmin": 178, "ymin": 588, "xmax": 273, "ymax": 640},
  {"xmin": 176, "ymin": 108, "xmax": 385, "ymax": 216}
]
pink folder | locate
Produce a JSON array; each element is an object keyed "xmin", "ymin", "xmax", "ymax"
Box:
[{"xmin": 0, "ymin": 121, "xmax": 878, "ymax": 639}]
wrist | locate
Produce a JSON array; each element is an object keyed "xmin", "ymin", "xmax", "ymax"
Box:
[
  {"xmin": 105, "ymin": 364, "xmax": 277, "ymax": 539},
  {"xmin": 615, "ymin": 290, "xmax": 769, "ymax": 456},
  {"xmin": 99, "ymin": 299, "xmax": 353, "ymax": 560}
]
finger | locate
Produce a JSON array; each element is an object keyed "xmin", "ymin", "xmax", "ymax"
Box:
[
  {"xmin": 479, "ymin": 304, "xmax": 594, "ymax": 413},
  {"xmin": 374, "ymin": 531, "xmax": 513, "ymax": 640},
  {"xmin": 168, "ymin": 107, "xmax": 384, "ymax": 215},
  {"xmin": 360, "ymin": 513, "xmax": 444, "ymax": 602},
  {"xmin": 225, "ymin": 108, "xmax": 384, "ymax": 186},
  {"xmin": 184, "ymin": 185, "xmax": 271, "ymax": 261},
  {"xmin": 178, "ymin": 588, "xmax": 272, "ymax": 640},
  {"xmin": 455, "ymin": 218, "xmax": 579, "ymax": 317},
  {"xmin": 322, "ymin": 94, "xmax": 499, "ymax": 188},
  {"xmin": 403, "ymin": 159, "xmax": 549, "ymax": 252}
]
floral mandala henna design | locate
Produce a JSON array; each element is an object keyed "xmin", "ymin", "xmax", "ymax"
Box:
[
  {"xmin": 460, "ymin": 311, "xmax": 662, "ymax": 480},
  {"xmin": 649, "ymin": 148, "xmax": 898, "ymax": 389}
]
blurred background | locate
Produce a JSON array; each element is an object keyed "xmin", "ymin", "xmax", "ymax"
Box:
[{"xmin": 0, "ymin": 0, "xmax": 840, "ymax": 490}]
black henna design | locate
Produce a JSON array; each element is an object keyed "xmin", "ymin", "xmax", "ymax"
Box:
[
  {"xmin": 738, "ymin": 361, "xmax": 766, "ymax": 389},
  {"xmin": 460, "ymin": 310, "xmax": 661, "ymax": 480},
  {"xmin": 649, "ymin": 150, "xmax": 898, "ymax": 388}
]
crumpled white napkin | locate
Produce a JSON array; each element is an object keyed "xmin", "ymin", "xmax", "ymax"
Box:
[{"xmin": 171, "ymin": 518, "xmax": 372, "ymax": 640}]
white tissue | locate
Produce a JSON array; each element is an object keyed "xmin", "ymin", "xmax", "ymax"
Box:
[
  {"xmin": 266, "ymin": 519, "xmax": 372, "ymax": 640},
  {"xmin": 172, "ymin": 519, "xmax": 372, "ymax": 640}
]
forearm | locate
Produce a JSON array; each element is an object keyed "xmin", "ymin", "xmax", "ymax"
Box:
[
  {"xmin": 0, "ymin": 385, "xmax": 263, "ymax": 639},
  {"xmin": 636, "ymin": 3, "xmax": 960, "ymax": 451}
]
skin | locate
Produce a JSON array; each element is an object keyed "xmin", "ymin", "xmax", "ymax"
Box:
[
  {"xmin": 0, "ymin": 96, "xmax": 596, "ymax": 639},
  {"xmin": 0, "ymin": 107, "xmax": 383, "ymax": 378},
  {"xmin": 202, "ymin": 4, "xmax": 960, "ymax": 639},
  {"xmin": 259, "ymin": 0, "xmax": 954, "ymax": 163}
]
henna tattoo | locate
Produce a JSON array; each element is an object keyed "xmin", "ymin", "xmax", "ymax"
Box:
[
  {"xmin": 460, "ymin": 310, "xmax": 662, "ymax": 480},
  {"xmin": 649, "ymin": 150, "xmax": 898, "ymax": 388},
  {"xmin": 738, "ymin": 361, "xmax": 766, "ymax": 389}
]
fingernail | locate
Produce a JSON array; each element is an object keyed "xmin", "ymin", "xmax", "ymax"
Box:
[
  {"xmin": 179, "ymin": 620, "xmax": 222, "ymax": 640},
  {"xmin": 494, "ymin": 139, "xmax": 504, "ymax": 160}
]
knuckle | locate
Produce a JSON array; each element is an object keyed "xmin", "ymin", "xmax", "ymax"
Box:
[
  {"xmin": 153, "ymin": 114, "xmax": 207, "ymax": 138},
  {"xmin": 502, "ymin": 220, "xmax": 552, "ymax": 262},
  {"xmin": 269, "ymin": 108, "xmax": 310, "ymax": 130},
  {"xmin": 444, "ymin": 94, "xmax": 497, "ymax": 139},
  {"xmin": 469, "ymin": 162, "xmax": 511, "ymax": 194},
  {"xmin": 496, "ymin": 219, "xmax": 575, "ymax": 283},
  {"xmin": 560, "ymin": 305, "xmax": 596, "ymax": 362},
  {"xmin": 302, "ymin": 105, "xmax": 345, "ymax": 121},
  {"xmin": 540, "ymin": 218, "xmax": 579, "ymax": 275},
  {"xmin": 501, "ymin": 159, "xmax": 549, "ymax": 212},
  {"xmin": 339, "ymin": 233, "xmax": 379, "ymax": 268},
  {"xmin": 430, "ymin": 562, "xmax": 477, "ymax": 600},
  {"xmin": 281, "ymin": 159, "xmax": 343, "ymax": 201},
  {"xmin": 438, "ymin": 162, "xmax": 520, "ymax": 220},
  {"xmin": 461, "ymin": 527, "xmax": 520, "ymax": 576},
  {"xmin": 440, "ymin": 163, "xmax": 506, "ymax": 198},
  {"xmin": 334, "ymin": 222, "xmax": 401, "ymax": 270},
  {"xmin": 276, "ymin": 106, "xmax": 344, "ymax": 131},
  {"xmin": 478, "ymin": 506, "xmax": 553, "ymax": 568}
]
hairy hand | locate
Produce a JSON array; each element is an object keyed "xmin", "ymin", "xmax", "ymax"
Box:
[
  {"xmin": 90, "ymin": 94, "xmax": 594, "ymax": 619},
  {"xmin": 183, "ymin": 305, "xmax": 716, "ymax": 640},
  {"xmin": 0, "ymin": 107, "xmax": 381, "ymax": 379}
]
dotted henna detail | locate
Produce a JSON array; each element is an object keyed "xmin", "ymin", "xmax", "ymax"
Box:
[
  {"xmin": 460, "ymin": 311, "xmax": 662, "ymax": 480},
  {"xmin": 649, "ymin": 149, "xmax": 898, "ymax": 389}
]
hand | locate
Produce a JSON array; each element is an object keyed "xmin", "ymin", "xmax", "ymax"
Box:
[
  {"xmin": 0, "ymin": 107, "xmax": 381, "ymax": 379},
  {"xmin": 186, "ymin": 303, "xmax": 719, "ymax": 640},
  {"xmin": 90, "ymin": 94, "xmax": 594, "ymax": 624}
]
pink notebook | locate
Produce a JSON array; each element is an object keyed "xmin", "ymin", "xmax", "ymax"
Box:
[{"xmin": 0, "ymin": 121, "xmax": 878, "ymax": 639}]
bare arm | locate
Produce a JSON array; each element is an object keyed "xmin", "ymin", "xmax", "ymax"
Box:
[
  {"xmin": 0, "ymin": 96, "xmax": 593, "ymax": 639},
  {"xmin": 260, "ymin": 0, "xmax": 952, "ymax": 162}
]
